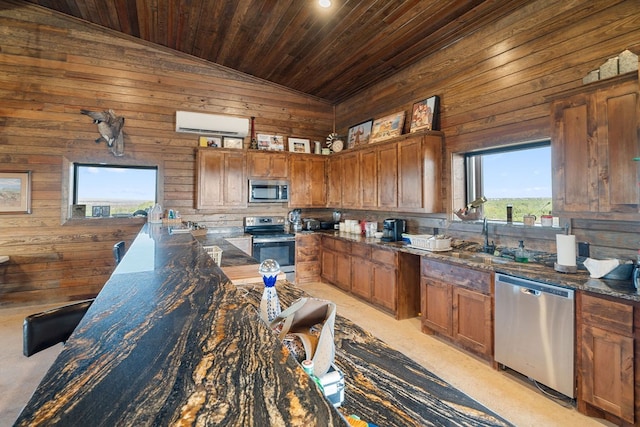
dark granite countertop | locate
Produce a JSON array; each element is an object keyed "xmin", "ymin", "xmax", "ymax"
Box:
[
  {"xmin": 15, "ymin": 224, "xmax": 345, "ymax": 426},
  {"xmin": 316, "ymin": 230, "xmax": 640, "ymax": 303}
]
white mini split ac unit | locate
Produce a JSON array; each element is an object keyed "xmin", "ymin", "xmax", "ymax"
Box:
[{"xmin": 175, "ymin": 111, "xmax": 249, "ymax": 137}]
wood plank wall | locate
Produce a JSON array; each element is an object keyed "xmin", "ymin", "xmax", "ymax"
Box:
[
  {"xmin": 0, "ymin": 2, "xmax": 332, "ymax": 306},
  {"xmin": 1, "ymin": 1, "xmax": 640, "ymax": 306},
  {"xmin": 334, "ymin": 0, "xmax": 640, "ymax": 258}
]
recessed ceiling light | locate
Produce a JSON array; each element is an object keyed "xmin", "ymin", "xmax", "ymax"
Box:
[{"xmin": 319, "ymin": 0, "xmax": 331, "ymax": 8}]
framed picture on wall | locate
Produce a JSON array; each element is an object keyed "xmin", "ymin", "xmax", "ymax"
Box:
[
  {"xmin": 199, "ymin": 136, "xmax": 222, "ymax": 147},
  {"xmin": 0, "ymin": 171, "xmax": 31, "ymax": 214},
  {"xmin": 288, "ymin": 137, "xmax": 311, "ymax": 153},
  {"xmin": 257, "ymin": 134, "xmax": 285, "ymax": 151},
  {"xmin": 410, "ymin": 95, "xmax": 439, "ymax": 132},
  {"xmin": 223, "ymin": 137, "xmax": 244, "ymax": 149},
  {"xmin": 370, "ymin": 111, "xmax": 405, "ymax": 143},
  {"xmin": 347, "ymin": 119, "xmax": 373, "ymax": 148}
]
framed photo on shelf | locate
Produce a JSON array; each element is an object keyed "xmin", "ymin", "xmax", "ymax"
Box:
[
  {"xmin": 288, "ymin": 137, "xmax": 311, "ymax": 153},
  {"xmin": 199, "ymin": 136, "xmax": 222, "ymax": 147},
  {"xmin": 223, "ymin": 137, "xmax": 244, "ymax": 149},
  {"xmin": 370, "ymin": 111, "xmax": 406, "ymax": 143},
  {"xmin": 410, "ymin": 95, "xmax": 439, "ymax": 132},
  {"xmin": 257, "ymin": 134, "xmax": 285, "ymax": 151},
  {"xmin": 347, "ymin": 119, "xmax": 373, "ymax": 148},
  {"xmin": 0, "ymin": 171, "xmax": 31, "ymax": 214}
]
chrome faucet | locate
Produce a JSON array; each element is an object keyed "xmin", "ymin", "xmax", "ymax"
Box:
[{"xmin": 482, "ymin": 218, "xmax": 496, "ymax": 254}]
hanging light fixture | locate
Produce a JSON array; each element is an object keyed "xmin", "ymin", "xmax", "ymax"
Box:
[{"xmin": 319, "ymin": 0, "xmax": 331, "ymax": 8}]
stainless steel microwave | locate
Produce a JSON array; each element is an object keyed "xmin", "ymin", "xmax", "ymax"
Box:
[{"xmin": 249, "ymin": 179, "xmax": 289, "ymax": 203}]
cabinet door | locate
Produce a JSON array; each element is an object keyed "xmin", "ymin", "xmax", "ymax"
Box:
[
  {"xmin": 224, "ymin": 152, "xmax": 247, "ymax": 207},
  {"xmin": 308, "ymin": 156, "xmax": 327, "ymax": 207},
  {"xmin": 371, "ymin": 263, "xmax": 396, "ymax": 312},
  {"xmin": 360, "ymin": 148, "xmax": 377, "ymax": 209},
  {"xmin": 321, "ymin": 249, "xmax": 336, "ymax": 283},
  {"xmin": 596, "ymin": 80, "xmax": 640, "ymax": 213},
  {"xmin": 398, "ymin": 136, "xmax": 424, "ymax": 210},
  {"xmin": 248, "ymin": 151, "xmax": 288, "ymax": 178},
  {"xmin": 377, "ymin": 143, "xmax": 398, "ymax": 208},
  {"xmin": 351, "ymin": 257, "xmax": 372, "ymax": 300},
  {"xmin": 289, "ymin": 155, "xmax": 326, "ymax": 207},
  {"xmin": 452, "ymin": 287, "xmax": 492, "ymax": 357},
  {"xmin": 341, "ymin": 151, "xmax": 360, "ymax": 207},
  {"xmin": 334, "ymin": 254, "xmax": 351, "ymax": 291},
  {"xmin": 196, "ymin": 150, "xmax": 246, "ymax": 209},
  {"xmin": 327, "ymin": 156, "xmax": 343, "ymax": 207},
  {"xmin": 551, "ymin": 93, "xmax": 597, "ymax": 213},
  {"xmin": 581, "ymin": 324, "xmax": 635, "ymax": 423},
  {"xmin": 420, "ymin": 277, "xmax": 452, "ymax": 335}
]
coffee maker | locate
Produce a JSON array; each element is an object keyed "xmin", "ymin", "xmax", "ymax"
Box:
[{"xmin": 381, "ymin": 218, "xmax": 406, "ymax": 242}]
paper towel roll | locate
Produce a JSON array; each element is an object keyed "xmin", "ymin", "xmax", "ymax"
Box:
[{"xmin": 556, "ymin": 234, "xmax": 577, "ymax": 267}]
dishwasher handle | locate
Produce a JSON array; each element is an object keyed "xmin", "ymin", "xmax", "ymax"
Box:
[{"xmin": 521, "ymin": 287, "xmax": 541, "ymax": 297}]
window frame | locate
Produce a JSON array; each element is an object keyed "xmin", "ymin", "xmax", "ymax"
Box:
[{"xmin": 463, "ymin": 140, "xmax": 552, "ymax": 222}]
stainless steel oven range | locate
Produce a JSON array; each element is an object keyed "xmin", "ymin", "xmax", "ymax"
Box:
[{"xmin": 244, "ymin": 216, "xmax": 295, "ymax": 281}]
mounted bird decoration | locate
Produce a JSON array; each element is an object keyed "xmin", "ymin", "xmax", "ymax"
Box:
[{"xmin": 81, "ymin": 109, "xmax": 125, "ymax": 156}]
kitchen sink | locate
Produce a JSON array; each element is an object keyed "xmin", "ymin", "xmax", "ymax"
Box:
[{"xmin": 450, "ymin": 251, "xmax": 511, "ymax": 265}]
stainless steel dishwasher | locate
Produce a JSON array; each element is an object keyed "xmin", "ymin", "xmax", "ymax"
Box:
[{"xmin": 494, "ymin": 273, "xmax": 575, "ymax": 398}]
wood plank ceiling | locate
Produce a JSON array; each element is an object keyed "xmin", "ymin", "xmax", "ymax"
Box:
[{"xmin": 24, "ymin": 0, "xmax": 529, "ymax": 103}]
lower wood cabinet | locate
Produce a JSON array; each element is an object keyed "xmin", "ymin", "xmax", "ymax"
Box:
[
  {"xmin": 295, "ymin": 233, "xmax": 321, "ymax": 284},
  {"xmin": 578, "ymin": 292, "xmax": 637, "ymax": 425},
  {"xmin": 320, "ymin": 235, "xmax": 419, "ymax": 319},
  {"xmin": 420, "ymin": 257, "xmax": 493, "ymax": 360}
]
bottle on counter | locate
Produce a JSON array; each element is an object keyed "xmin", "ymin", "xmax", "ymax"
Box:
[
  {"xmin": 148, "ymin": 203, "xmax": 162, "ymax": 223},
  {"xmin": 515, "ymin": 240, "xmax": 529, "ymax": 263},
  {"xmin": 301, "ymin": 359, "xmax": 324, "ymax": 393}
]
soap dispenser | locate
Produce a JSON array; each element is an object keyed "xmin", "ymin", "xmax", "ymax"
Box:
[{"xmin": 515, "ymin": 240, "xmax": 529, "ymax": 263}]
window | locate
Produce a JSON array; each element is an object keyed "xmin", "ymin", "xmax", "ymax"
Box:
[
  {"xmin": 465, "ymin": 141, "xmax": 552, "ymax": 223},
  {"xmin": 73, "ymin": 164, "xmax": 158, "ymax": 217}
]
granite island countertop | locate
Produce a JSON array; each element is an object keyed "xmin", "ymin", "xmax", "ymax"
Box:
[
  {"xmin": 14, "ymin": 223, "xmax": 345, "ymax": 426},
  {"xmin": 316, "ymin": 230, "xmax": 640, "ymax": 302},
  {"xmin": 15, "ymin": 224, "xmax": 514, "ymax": 427}
]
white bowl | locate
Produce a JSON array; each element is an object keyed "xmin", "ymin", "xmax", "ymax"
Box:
[{"xmin": 374, "ymin": 232, "xmax": 383, "ymax": 239}]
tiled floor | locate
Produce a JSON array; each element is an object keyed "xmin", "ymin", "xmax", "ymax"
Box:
[{"xmin": 0, "ymin": 283, "xmax": 614, "ymax": 426}]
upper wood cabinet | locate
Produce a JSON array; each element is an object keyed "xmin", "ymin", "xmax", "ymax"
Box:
[
  {"xmin": 326, "ymin": 131, "xmax": 443, "ymax": 212},
  {"xmin": 288, "ymin": 154, "xmax": 327, "ymax": 208},
  {"xmin": 247, "ymin": 151, "xmax": 288, "ymax": 179},
  {"xmin": 196, "ymin": 149, "xmax": 247, "ymax": 209},
  {"xmin": 551, "ymin": 73, "xmax": 640, "ymax": 219}
]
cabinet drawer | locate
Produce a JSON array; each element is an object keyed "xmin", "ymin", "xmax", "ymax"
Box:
[
  {"xmin": 334, "ymin": 239, "xmax": 351, "ymax": 254},
  {"xmin": 351, "ymin": 243, "xmax": 371, "ymax": 259},
  {"xmin": 421, "ymin": 257, "xmax": 491, "ymax": 294},
  {"xmin": 372, "ymin": 248, "xmax": 396, "ymax": 265},
  {"xmin": 581, "ymin": 293, "xmax": 633, "ymax": 336}
]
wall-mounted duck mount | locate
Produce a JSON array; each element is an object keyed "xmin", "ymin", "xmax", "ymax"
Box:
[{"xmin": 81, "ymin": 109, "xmax": 125, "ymax": 157}]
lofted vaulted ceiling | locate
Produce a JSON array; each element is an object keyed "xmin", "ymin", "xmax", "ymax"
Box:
[{"xmin": 25, "ymin": 0, "xmax": 529, "ymax": 103}]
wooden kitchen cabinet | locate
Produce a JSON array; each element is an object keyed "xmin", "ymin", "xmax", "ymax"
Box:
[
  {"xmin": 326, "ymin": 155, "xmax": 343, "ymax": 207},
  {"xmin": 321, "ymin": 236, "xmax": 419, "ymax": 319},
  {"xmin": 398, "ymin": 134, "xmax": 442, "ymax": 212},
  {"xmin": 578, "ymin": 292, "xmax": 636, "ymax": 425},
  {"xmin": 341, "ymin": 151, "xmax": 361, "ymax": 207},
  {"xmin": 551, "ymin": 73, "xmax": 640, "ymax": 219},
  {"xmin": 196, "ymin": 148, "xmax": 247, "ymax": 209},
  {"xmin": 295, "ymin": 233, "xmax": 321, "ymax": 284},
  {"xmin": 247, "ymin": 151, "xmax": 288, "ymax": 179},
  {"xmin": 420, "ymin": 257, "xmax": 493, "ymax": 360},
  {"xmin": 360, "ymin": 147, "xmax": 377, "ymax": 209},
  {"xmin": 288, "ymin": 154, "xmax": 327, "ymax": 207},
  {"xmin": 377, "ymin": 142, "xmax": 398, "ymax": 208},
  {"xmin": 321, "ymin": 236, "xmax": 351, "ymax": 291}
]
